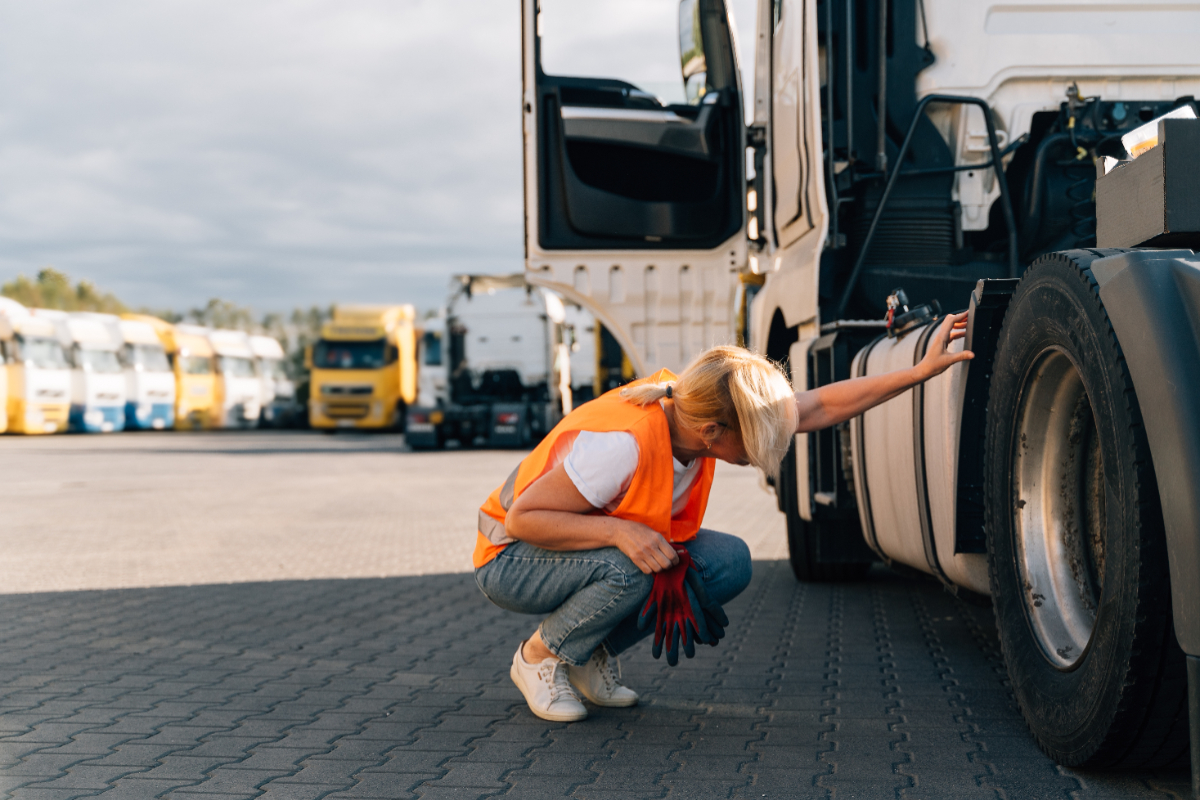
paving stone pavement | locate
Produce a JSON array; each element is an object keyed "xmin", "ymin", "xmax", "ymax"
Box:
[{"xmin": 0, "ymin": 432, "xmax": 1192, "ymax": 798}]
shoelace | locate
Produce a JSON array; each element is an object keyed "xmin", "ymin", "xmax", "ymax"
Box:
[
  {"xmin": 537, "ymin": 660, "xmax": 580, "ymax": 704},
  {"xmin": 594, "ymin": 649, "xmax": 621, "ymax": 693}
]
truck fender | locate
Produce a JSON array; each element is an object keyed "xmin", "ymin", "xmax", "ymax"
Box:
[{"xmin": 1090, "ymin": 249, "xmax": 1200, "ymax": 658}]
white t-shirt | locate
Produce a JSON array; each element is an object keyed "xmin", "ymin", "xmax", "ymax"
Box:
[{"xmin": 559, "ymin": 430, "xmax": 701, "ymax": 516}]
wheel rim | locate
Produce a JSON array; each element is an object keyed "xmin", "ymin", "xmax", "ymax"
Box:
[{"xmin": 1013, "ymin": 348, "xmax": 1106, "ymax": 669}]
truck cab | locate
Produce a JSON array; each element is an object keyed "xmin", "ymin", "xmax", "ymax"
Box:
[
  {"xmin": 407, "ymin": 274, "xmax": 570, "ymax": 449},
  {"xmin": 0, "ymin": 311, "xmax": 11, "ymax": 433},
  {"xmin": 113, "ymin": 317, "xmax": 175, "ymax": 431},
  {"xmin": 203, "ymin": 328, "xmax": 262, "ymax": 429},
  {"xmin": 41, "ymin": 311, "xmax": 127, "ymax": 434},
  {"xmin": 249, "ymin": 334, "xmax": 295, "ymax": 428},
  {"xmin": 126, "ymin": 314, "xmax": 218, "ymax": 431},
  {"xmin": 308, "ymin": 305, "xmax": 417, "ymax": 431},
  {"xmin": 0, "ymin": 305, "xmax": 70, "ymax": 435},
  {"xmin": 520, "ymin": 0, "xmax": 1200, "ymax": 777}
]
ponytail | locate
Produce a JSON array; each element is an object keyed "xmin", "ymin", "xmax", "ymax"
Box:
[
  {"xmin": 620, "ymin": 345, "xmax": 797, "ymax": 479},
  {"xmin": 619, "ymin": 380, "xmax": 674, "ymax": 406}
]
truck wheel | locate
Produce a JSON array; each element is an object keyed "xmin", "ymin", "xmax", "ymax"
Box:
[
  {"xmin": 779, "ymin": 441, "xmax": 869, "ymax": 582},
  {"xmin": 984, "ymin": 250, "xmax": 1189, "ymax": 768}
]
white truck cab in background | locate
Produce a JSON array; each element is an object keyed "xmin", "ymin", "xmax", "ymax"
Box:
[
  {"xmin": 249, "ymin": 334, "xmax": 295, "ymax": 428},
  {"xmin": 112, "ymin": 317, "xmax": 175, "ymax": 431},
  {"xmin": 407, "ymin": 274, "xmax": 571, "ymax": 449},
  {"xmin": 41, "ymin": 310, "xmax": 127, "ymax": 433},
  {"xmin": 197, "ymin": 327, "xmax": 262, "ymax": 429}
]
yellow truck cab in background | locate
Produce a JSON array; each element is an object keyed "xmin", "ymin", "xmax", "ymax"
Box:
[
  {"xmin": 308, "ymin": 305, "xmax": 417, "ymax": 430},
  {"xmin": 0, "ymin": 310, "xmax": 13, "ymax": 432},
  {"xmin": 124, "ymin": 314, "xmax": 217, "ymax": 430},
  {"xmin": 0, "ymin": 299, "xmax": 70, "ymax": 434}
]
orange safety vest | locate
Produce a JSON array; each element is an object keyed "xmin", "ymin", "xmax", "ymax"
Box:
[{"xmin": 473, "ymin": 369, "xmax": 716, "ymax": 568}]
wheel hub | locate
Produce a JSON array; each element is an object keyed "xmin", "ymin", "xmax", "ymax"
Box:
[{"xmin": 1013, "ymin": 348, "xmax": 1106, "ymax": 669}]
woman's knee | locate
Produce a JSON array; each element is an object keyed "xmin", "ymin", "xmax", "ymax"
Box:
[
  {"xmin": 599, "ymin": 549, "xmax": 654, "ymax": 599},
  {"xmin": 724, "ymin": 537, "xmax": 752, "ymax": 595},
  {"xmin": 690, "ymin": 531, "xmax": 752, "ymax": 603}
]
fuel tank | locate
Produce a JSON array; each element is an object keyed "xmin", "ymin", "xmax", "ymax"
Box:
[{"xmin": 848, "ymin": 322, "xmax": 989, "ymax": 595}]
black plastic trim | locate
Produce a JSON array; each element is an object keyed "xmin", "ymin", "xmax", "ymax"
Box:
[
  {"xmin": 955, "ymin": 278, "xmax": 1020, "ymax": 554},
  {"xmin": 852, "ymin": 333, "xmax": 889, "ymax": 564},
  {"xmin": 912, "ymin": 320, "xmax": 953, "ymax": 588}
]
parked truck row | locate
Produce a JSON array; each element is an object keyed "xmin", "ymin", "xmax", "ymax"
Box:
[
  {"xmin": 0, "ymin": 298, "xmax": 295, "ymax": 434},
  {"xmin": 305, "ymin": 275, "xmax": 596, "ymax": 449}
]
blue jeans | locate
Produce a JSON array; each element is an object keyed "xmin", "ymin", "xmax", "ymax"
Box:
[{"xmin": 474, "ymin": 529, "xmax": 752, "ymax": 666}]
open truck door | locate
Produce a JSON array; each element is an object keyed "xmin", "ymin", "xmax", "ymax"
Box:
[{"xmin": 522, "ymin": 0, "xmax": 748, "ymax": 377}]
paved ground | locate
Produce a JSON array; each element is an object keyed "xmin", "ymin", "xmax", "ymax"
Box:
[{"xmin": 0, "ymin": 432, "xmax": 1191, "ymax": 799}]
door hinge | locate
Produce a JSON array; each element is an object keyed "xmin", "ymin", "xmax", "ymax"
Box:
[{"xmin": 746, "ymin": 124, "xmax": 767, "ymax": 149}]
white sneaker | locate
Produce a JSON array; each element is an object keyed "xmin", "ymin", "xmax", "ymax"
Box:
[
  {"xmin": 510, "ymin": 642, "xmax": 587, "ymax": 722},
  {"xmin": 568, "ymin": 647, "xmax": 638, "ymax": 708}
]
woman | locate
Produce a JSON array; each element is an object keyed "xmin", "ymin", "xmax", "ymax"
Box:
[{"xmin": 474, "ymin": 312, "xmax": 972, "ymax": 721}]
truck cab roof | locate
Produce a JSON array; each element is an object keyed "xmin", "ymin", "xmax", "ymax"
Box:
[{"xmin": 322, "ymin": 304, "xmax": 415, "ymax": 342}]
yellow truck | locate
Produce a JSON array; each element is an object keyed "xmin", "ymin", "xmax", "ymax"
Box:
[
  {"xmin": 123, "ymin": 314, "xmax": 217, "ymax": 430},
  {"xmin": 0, "ymin": 299, "xmax": 70, "ymax": 435},
  {"xmin": 308, "ymin": 305, "xmax": 417, "ymax": 430},
  {"xmin": 0, "ymin": 309, "xmax": 11, "ymax": 433}
]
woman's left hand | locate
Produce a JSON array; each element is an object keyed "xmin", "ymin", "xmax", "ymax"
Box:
[{"xmin": 915, "ymin": 311, "xmax": 974, "ymax": 380}]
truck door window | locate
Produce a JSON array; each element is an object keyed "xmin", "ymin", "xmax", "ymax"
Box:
[
  {"xmin": 423, "ymin": 331, "xmax": 443, "ymax": 366},
  {"xmin": 538, "ymin": 0, "xmax": 687, "ymax": 105}
]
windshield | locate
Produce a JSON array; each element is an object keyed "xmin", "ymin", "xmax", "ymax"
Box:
[
  {"xmin": 219, "ymin": 356, "xmax": 257, "ymax": 377},
  {"xmin": 179, "ymin": 355, "xmax": 213, "ymax": 375},
  {"xmin": 313, "ymin": 339, "xmax": 386, "ymax": 370},
  {"xmin": 77, "ymin": 347, "xmax": 122, "ymax": 374},
  {"xmin": 423, "ymin": 330, "xmax": 443, "ymax": 366},
  {"xmin": 260, "ymin": 357, "xmax": 288, "ymax": 380},
  {"xmin": 17, "ymin": 336, "xmax": 69, "ymax": 370},
  {"xmin": 124, "ymin": 343, "xmax": 171, "ymax": 373}
]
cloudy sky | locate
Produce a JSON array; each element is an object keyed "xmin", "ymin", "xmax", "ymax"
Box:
[{"xmin": 0, "ymin": 0, "xmax": 755, "ymax": 315}]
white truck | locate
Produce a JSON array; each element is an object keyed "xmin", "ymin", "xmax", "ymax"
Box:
[
  {"xmin": 249, "ymin": 334, "xmax": 296, "ymax": 428},
  {"xmin": 88, "ymin": 315, "xmax": 176, "ymax": 431},
  {"xmin": 521, "ymin": 0, "xmax": 1200, "ymax": 783},
  {"xmin": 0, "ymin": 298, "xmax": 70, "ymax": 434},
  {"xmin": 406, "ymin": 274, "xmax": 571, "ymax": 449},
  {"xmin": 41, "ymin": 310, "xmax": 127, "ymax": 433},
  {"xmin": 196, "ymin": 327, "xmax": 262, "ymax": 429}
]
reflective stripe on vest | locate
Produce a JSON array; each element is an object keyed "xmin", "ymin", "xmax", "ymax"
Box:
[{"xmin": 478, "ymin": 465, "xmax": 519, "ymax": 546}]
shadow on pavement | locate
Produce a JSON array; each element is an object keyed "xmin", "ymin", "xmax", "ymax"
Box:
[{"xmin": 0, "ymin": 563, "xmax": 1188, "ymax": 799}]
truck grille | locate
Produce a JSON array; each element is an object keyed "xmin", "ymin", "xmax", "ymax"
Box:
[
  {"xmin": 322, "ymin": 385, "xmax": 373, "ymax": 396},
  {"xmin": 324, "ymin": 402, "xmax": 371, "ymax": 419}
]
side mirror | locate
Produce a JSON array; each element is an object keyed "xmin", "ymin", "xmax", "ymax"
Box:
[
  {"xmin": 303, "ymin": 344, "xmax": 313, "ymax": 370},
  {"xmin": 679, "ymin": 0, "xmax": 707, "ymax": 104}
]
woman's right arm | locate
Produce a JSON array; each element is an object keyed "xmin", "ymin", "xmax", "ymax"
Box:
[{"xmin": 504, "ymin": 464, "xmax": 680, "ymax": 573}]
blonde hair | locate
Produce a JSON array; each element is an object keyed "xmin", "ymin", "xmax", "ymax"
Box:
[{"xmin": 620, "ymin": 345, "xmax": 798, "ymax": 479}]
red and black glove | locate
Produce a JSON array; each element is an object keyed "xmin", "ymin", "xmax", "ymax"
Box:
[{"xmin": 637, "ymin": 545, "xmax": 727, "ymax": 666}]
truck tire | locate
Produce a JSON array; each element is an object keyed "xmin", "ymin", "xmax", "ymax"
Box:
[
  {"xmin": 779, "ymin": 441, "xmax": 869, "ymax": 582},
  {"xmin": 984, "ymin": 249, "xmax": 1189, "ymax": 768}
]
